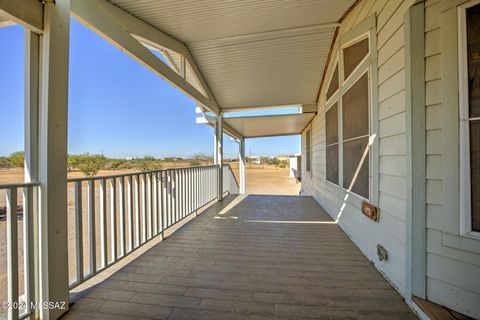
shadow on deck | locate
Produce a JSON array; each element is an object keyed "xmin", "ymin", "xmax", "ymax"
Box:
[{"xmin": 63, "ymin": 194, "xmax": 416, "ymax": 320}]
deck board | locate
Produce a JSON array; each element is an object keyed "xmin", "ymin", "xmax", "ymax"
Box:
[{"xmin": 63, "ymin": 195, "xmax": 417, "ymax": 320}]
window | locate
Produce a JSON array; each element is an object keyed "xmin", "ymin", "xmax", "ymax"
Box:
[
  {"xmin": 326, "ymin": 103, "xmax": 339, "ymax": 184},
  {"xmin": 306, "ymin": 129, "xmax": 311, "ymax": 172},
  {"xmin": 326, "ymin": 64, "xmax": 339, "ymax": 101},
  {"xmin": 325, "ymin": 34, "xmax": 371, "ymax": 199},
  {"xmin": 459, "ymin": 1, "xmax": 480, "ymax": 234}
]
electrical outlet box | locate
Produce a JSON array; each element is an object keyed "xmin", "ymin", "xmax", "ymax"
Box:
[{"xmin": 377, "ymin": 244, "xmax": 388, "ymax": 261}]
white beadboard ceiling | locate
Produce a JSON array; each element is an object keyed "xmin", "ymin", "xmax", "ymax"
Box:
[{"xmin": 108, "ymin": 0, "xmax": 355, "ymax": 110}]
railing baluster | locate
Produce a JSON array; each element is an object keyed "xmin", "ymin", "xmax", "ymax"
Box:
[
  {"xmin": 141, "ymin": 174, "xmax": 147, "ymax": 243},
  {"xmin": 110, "ymin": 178, "xmax": 117, "ymax": 263},
  {"xmin": 23, "ymin": 186, "xmax": 35, "ymax": 316},
  {"xmin": 196, "ymin": 167, "xmax": 199, "ymax": 211},
  {"xmin": 100, "ymin": 179, "xmax": 107, "ymax": 268},
  {"xmin": 170, "ymin": 170, "xmax": 177, "ymax": 225},
  {"xmin": 179, "ymin": 169, "xmax": 182, "ymax": 221},
  {"xmin": 148, "ymin": 173, "xmax": 153, "ymax": 239},
  {"xmin": 187, "ymin": 168, "xmax": 191, "ymax": 215},
  {"xmin": 166, "ymin": 170, "xmax": 170, "ymax": 228},
  {"xmin": 7, "ymin": 187, "xmax": 19, "ymax": 320},
  {"xmin": 135, "ymin": 175, "xmax": 140, "ymax": 248},
  {"xmin": 173, "ymin": 170, "xmax": 177, "ymax": 223},
  {"xmin": 88, "ymin": 180, "xmax": 96, "ymax": 275},
  {"xmin": 183, "ymin": 169, "xmax": 186, "ymax": 217},
  {"xmin": 119, "ymin": 177, "xmax": 126, "ymax": 257},
  {"xmin": 152, "ymin": 173, "xmax": 158, "ymax": 236},
  {"xmin": 170, "ymin": 170, "xmax": 174, "ymax": 225},
  {"xmin": 202, "ymin": 167, "xmax": 205, "ymax": 206},
  {"xmin": 160, "ymin": 171, "xmax": 165, "ymax": 237},
  {"xmin": 127, "ymin": 176, "xmax": 134, "ymax": 252},
  {"xmin": 184, "ymin": 169, "xmax": 187, "ymax": 217},
  {"xmin": 74, "ymin": 181, "xmax": 84, "ymax": 282},
  {"xmin": 210, "ymin": 167, "xmax": 213, "ymax": 202}
]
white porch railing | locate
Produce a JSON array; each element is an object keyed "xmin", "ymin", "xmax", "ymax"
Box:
[
  {"xmin": 66, "ymin": 164, "xmax": 238, "ymax": 289},
  {"xmin": 0, "ymin": 182, "xmax": 39, "ymax": 320},
  {"xmin": 1, "ymin": 164, "xmax": 238, "ymax": 319}
]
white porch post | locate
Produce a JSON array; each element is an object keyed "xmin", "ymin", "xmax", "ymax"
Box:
[
  {"xmin": 38, "ymin": 0, "xmax": 71, "ymax": 318},
  {"xmin": 239, "ymin": 138, "xmax": 246, "ymax": 194},
  {"xmin": 24, "ymin": 29, "xmax": 40, "ymax": 318},
  {"xmin": 215, "ymin": 115, "xmax": 223, "ymax": 200}
]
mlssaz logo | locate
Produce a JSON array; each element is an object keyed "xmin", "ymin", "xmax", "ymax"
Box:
[{"xmin": 30, "ymin": 301, "xmax": 67, "ymax": 310}]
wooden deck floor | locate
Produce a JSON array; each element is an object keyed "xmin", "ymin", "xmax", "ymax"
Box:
[{"xmin": 63, "ymin": 195, "xmax": 417, "ymax": 320}]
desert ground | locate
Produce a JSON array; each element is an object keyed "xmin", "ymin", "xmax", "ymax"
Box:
[{"xmin": 0, "ymin": 163, "xmax": 300, "ymax": 312}]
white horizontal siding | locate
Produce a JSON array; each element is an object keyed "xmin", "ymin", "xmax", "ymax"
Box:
[
  {"xmin": 424, "ymin": 1, "xmax": 480, "ymax": 318},
  {"xmin": 301, "ymin": 0, "xmax": 416, "ymax": 297}
]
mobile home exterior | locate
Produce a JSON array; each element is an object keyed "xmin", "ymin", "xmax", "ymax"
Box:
[
  {"xmin": 301, "ymin": 0, "xmax": 480, "ymax": 318},
  {"xmin": 2, "ymin": 0, "xmax": 480, "ymax": 319}
]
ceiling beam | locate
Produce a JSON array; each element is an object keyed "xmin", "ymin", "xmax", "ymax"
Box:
[
  {"xmin": 71, "ymin": 0, "xmax": 219, "ymax": 114},
  {"xmin": 0, "ymin": 0, "xmax": 43, "ymax": 33},
  {"xmin": 89, "ymin": 0, "xmax": 219, "ymax": 113},
  {"xmin": 196, "ymin": 115, "xmax": 243, "ymax": 140},
  {"xmin": 301, "ymin": 104, "xmax": 318, "ymax": 113}
]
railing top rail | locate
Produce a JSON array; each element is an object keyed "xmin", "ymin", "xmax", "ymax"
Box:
[
  {"xmin": 0, "ymin": 181, "xmax": 40, "ymax": 190},
  {"xmin": 67, "ymin": 164, "xmax": 218, "ymax": 182}
]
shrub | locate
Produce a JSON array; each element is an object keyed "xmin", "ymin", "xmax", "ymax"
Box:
[
  {"xmin": 135, "ymin": 156, "xmax": 160, "ymax": 172},
  {"xmin": 189, "ymin": 159, "xmax": 201, "ymax": 166},
  {"xmin": 108, "ymin": 159, "xmax": 128, "ymax": 169},
  {"xmin": 8, "ymin": 151, "xmax": 25, "ymax": 168},
  {"xmin": 276, "ymin": 160, "xmax": 288, "ymax": 169},
  {"xmin": 69, "ymin": 153, "xmax": 106, "ymax": 176},
  {"xmin": 68, "ymin": 154, "xmax": 83, "ymax": 171},
  {"xmin": 0, "ymin": 157, "xmax": 12, "ymax": 169}
]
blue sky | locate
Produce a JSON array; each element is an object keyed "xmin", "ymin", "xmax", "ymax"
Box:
[{"xmin": 0, "ymin": 20, "xmax": 300, "ymax": 159}]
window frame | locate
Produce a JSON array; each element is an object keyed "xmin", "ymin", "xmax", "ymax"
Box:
[
  {"xmin": 458, "ymin": 0, "xmax": 480, "ymax": 238},
  {"xmin": 306, "ymin": 128, "xmax": 312, "ymax": 173},
  {"xmin": 324, "ymin": 26, "xmax": 375, "ymax": 202}
]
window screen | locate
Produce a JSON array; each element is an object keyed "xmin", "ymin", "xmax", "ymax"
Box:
[
  {"xmin": 342, "ymin": 72, "xmax": 369, "ymax": 140},
  {"xmin": 326, "ymin": 103, "xmax": 339, "ymax": 184},
  {"xmin": 467, "ymin": 3, "xmax": 480, "ymax": 231},
  {"xmin": 327, "ymin": 64, "xmax": 339, "ymax": 100},
  {"xmin": 343, "ymin": 137, "xmax": 369, "ymax": 198},
  {"xmin": 343, "ymin": 38, "xmax": 369, "ymax": 80},
  {"xmin": 342, "ymin": 72, "xmax": 369, "ymax": 199},
  {"xmin": 306, "ymin": 129, "xmax": 311, "ymax": 172}
]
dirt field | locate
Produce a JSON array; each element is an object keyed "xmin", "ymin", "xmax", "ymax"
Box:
[
  {"xmin": 228, "ymin": 162, "xmax": 301, "ymax": 195},
  {"xmin": 0, "ymin": 164, "xmax": 299, "ymax": 311}
]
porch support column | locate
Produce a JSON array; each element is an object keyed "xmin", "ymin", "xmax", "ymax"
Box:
[
  {"xmin": 38, "ymin": 0, "xmax": 71, "ymax": 318},
  {"xmin": 24, "ymin": 29, "xmax": 40, "ymax": 319},
  {"xmin": 405, "ymin": 1, "xmax": 426, "ymax": 302},
  {"xmin": 239, "ymin": 138, "xmax": 246, "ymax": 194},
  {"xmin": 215, "ymin": 114, "xmax": 223, "ymax": 200}
]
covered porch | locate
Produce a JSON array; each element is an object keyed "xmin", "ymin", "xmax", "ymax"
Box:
[
  {"xmin": 0, "ymin": 0, "xmax": 429, "ymax": 319},
  {"xmin": 65, "ymin": 195, "xmax": 415, "ymax": 320}
]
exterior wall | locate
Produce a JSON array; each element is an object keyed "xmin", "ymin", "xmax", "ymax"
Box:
[
  {"xmin": 301, "ymin": 0, "xmax": 414, "ymax": 297},
  {"xmin": 423, "ymin": 0, "xmax": 480, "ymax": 317},
  {"xmin": 302, "ymin": 0, "xmax": 480, "ymax": 318}
]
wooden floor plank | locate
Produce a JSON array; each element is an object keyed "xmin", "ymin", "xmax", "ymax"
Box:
[{"xmin": 65, "ymin": 195, "xmax": 416, "ymax": 320}]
